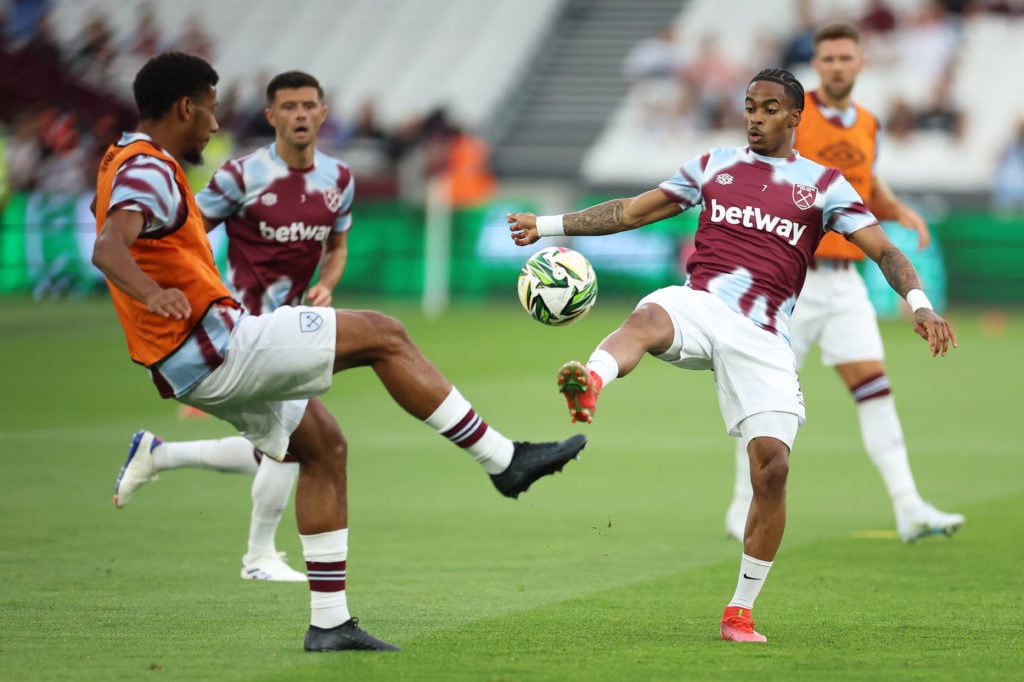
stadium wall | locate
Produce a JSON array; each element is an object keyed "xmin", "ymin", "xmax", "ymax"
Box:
[{"xmin": 1, "ymin": 191, "xmax": 1021, "ymax": 307}]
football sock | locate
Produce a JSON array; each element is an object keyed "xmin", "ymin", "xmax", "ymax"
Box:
[
  {"xmin": 728, "ymin": 553, "xmax": 773, "ymax": 610},
  {"xmin": 587, "ymin": 349, "xmax": 619, "ymax": 387},
  {"xmin": 246, "ymin": 457, "xmax": 299, "ymax": 559},
  {"xmin": 425, "ymin": 388, "xmax": 512, "ymax": 474},
  {"xmin": 302, "ymin": 529, "xmax": 350, "ymax": 628},
  {"xmin": 152, "ymin": 436, "xmax": 260, "ymax": 475},
  {"xmin": 733, "ymin": 437, "xmax": 753, "ymax": 503},
  {"xmin": 855, "ymin": 392, "xmax": 924, "ymax": 517}
]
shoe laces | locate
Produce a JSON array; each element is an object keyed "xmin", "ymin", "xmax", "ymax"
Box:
[{"xmin": 722, "ymin": 607, "xmax": 756, "ymax": 631}]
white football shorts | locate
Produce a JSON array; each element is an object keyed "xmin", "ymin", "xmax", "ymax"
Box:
[
  {"xmin": 737, "ymin": 410, "xmax": 800, "ymax": 452},
  {"xmin": 790, "ymin": 266, "xmax": 884, "ymax": 368},
  {"xmin": 178, "ymin": 305, "xmax": 337, "ymax": 460},
  {"xmin": 639, "ymin": 285, "xmax": 806, "ymax": 438}
]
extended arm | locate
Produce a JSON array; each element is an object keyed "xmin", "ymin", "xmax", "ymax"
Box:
[
  {"xmin": 306, "ymin": 231, "xmax": 348, "ymax": 307},
  {"xmin": 869, "ymin": 176, "xmax": 930, "ymax": 249},
  {"xmin": 92, "ymin": 210, "xmax": 192, "ymax": 320},
  {"xmin": 507, "ymin": 188, "xmax": 682, "ymax": 245},
  {"xmin": 849, "ymin": 224, "xmax": 956, "ymax": 356}
]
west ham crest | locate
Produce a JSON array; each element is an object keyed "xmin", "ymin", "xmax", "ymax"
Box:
[
  {"xmin": 323, "ymin": 187, "xmax": 342, "ymax": 213},
  {"xmin": 792, "ymin": 184, "xmax": 817, "ymax": 210},
  {"xmin": 300, "ymin": 311, "xmax": 324, "ymax": 333}
]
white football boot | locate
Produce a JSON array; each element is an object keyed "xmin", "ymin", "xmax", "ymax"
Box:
[
  {"xmin": 897, "ymin": 502, "xmax": 965, "ymax": 543},
  {"xmin": 113, "ymin": 430, "xmax": 161, "ymax": 508},
  {"xmin": 241, "ymin": 551, "xmax": 307, "ymax": 581}
]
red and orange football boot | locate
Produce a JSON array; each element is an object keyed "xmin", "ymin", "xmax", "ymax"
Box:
[
  {"xmin": 719, "ymin": 606, "xmax": 767, "ymax": 643},
  {"xmin": 557, "ymin": 360, "xmax": 603, "ymax": 424}
]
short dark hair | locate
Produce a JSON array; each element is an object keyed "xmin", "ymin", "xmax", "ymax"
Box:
[
  {"xmin": 813, "ymin": 22, "xmax": 862, "ymax": 47},
  {"xmin": 266, "ymin": 71, "xmax": 324, "ymax": 104},
  {"xmin": 133, "ymin": 51, "xmax": 219, "ymax": 121},
  {"xmin": 749, "ymin": 67, "xmax": 805, "ymax": 111}
]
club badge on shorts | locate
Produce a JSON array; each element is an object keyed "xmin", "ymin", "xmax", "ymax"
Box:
[{"xmin": 299, "ymin": 311, "xmax": 323, "ymax": 333}]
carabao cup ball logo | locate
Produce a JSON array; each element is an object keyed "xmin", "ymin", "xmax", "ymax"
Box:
[{"xmin": 517, "ymin": 246, "xmax": 598, "ymax": 326}]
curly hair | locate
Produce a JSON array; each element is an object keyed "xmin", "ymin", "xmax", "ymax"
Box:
[
  {"xmin": 749, "ymin": 67, "xmax": 805, "ymax": 111},
  {"xmin": 133, "ymin": 51, "xmax": 219, "ymax": 121}
]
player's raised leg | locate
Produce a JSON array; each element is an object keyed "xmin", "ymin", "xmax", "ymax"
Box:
[
  {"xmin": 114, "ymin": 433, "xmax": 260, "ymax": 508},
  {"xmin": 333, "ymin": 310, "xmax": 587, "ymax": 498},
  {"xmin": 557, "ymin": 304, "xmax": 674, "ymax": 424},
  {"xmin": 113, "ymin": 430, "xmax": 162, "ymax": 508}
]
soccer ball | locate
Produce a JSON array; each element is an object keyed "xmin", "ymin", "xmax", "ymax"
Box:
[{"xmin": 517, "ymin": 246, "xmax": 598, "ymax": 326}]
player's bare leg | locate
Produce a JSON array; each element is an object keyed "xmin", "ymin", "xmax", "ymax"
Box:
[
  {"xmin": 330, "ymin": 310, "xmax": 452, "ymax": 415},
  {"xmin": 593, "ymin": 303, "xmax": 675, "ymax": 377},
  {"xmin": 743, "ymin": 437, "xmax": 789, "ymax": 560},
  {"xmin": 289, "ymin": 399, "xmax": 398, "ymax": 652},
  {"xmin": 721, "ymin": 436, "xmax": 789, "ymax": 643},
  {"xmin": 289, "ymin": 400, "xmax": 348, "ymax": 535},
  {"xmin": 330, "ymin": 310, "xmax": 585, "ymax": 498}
]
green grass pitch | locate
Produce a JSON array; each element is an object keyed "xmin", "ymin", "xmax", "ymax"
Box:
[{"xmin": 0, "ymin": 296, "xmax": 1021, "ymax": 681}]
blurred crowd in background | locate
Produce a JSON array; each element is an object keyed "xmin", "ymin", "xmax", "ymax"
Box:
[
  {"xmin": 624, "ymin": 0, "xmax": 999, "ymax": 136},
  {"xmin": 1, "ymin": 0, "xmax": 1023, "ymax": 210},
  {"xmin": 620, "ymin": 0, "xmax": 1023, "ymax": 208},
  {"xmin": 0, "ymin": 0, "xmax": 497, "ymax": 206}
]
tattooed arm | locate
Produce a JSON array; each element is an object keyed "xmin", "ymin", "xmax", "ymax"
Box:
[
  {"xmin": 507, "ymin": 188, "xmax": 682, "ymax": 245},
  {"xmin": 850, "ymin": 224, "xmax": 957, "ymax": 357},
  {"xmin": 851, "ymin": 224, "xmax": 923, "ymax": 297}
]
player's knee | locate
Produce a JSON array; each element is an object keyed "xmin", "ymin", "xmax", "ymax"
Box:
[
  {"xmin": 356, "ymin": 310, "xmax": 412, "ymax": 349},
  {"xmin": 750, "ymin": 444, "xmax": 789, "ymax": 498},
  {"xmin": 307, "ymin": 431, "xmax": 347, "ymax": 475},
  {"xmin": 323, "ymin": 422, "xmax": 347, "ymax": 461},
  {"xmin": 625, "ymin": 303, "xmax": 661, "ymax": 330},
  {"xmin": 294, "ymin": 412, "xmax": 348, "ymax": 471},
  {"xmin": 622, "ymin": 303, "xmax": 673, "ymax": 353}
]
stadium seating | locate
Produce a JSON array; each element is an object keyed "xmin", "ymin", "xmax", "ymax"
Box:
[
  {"xmin": 47, "ymin": 0, "xmax": 564, "ymax": 131},
  {"xmin": 583, "ymin": 0, "xmax": 1020, "ymax": 195},
  {"xmin": 45, "ymin": 0, "xmax": 1020, "ymax": 196}
]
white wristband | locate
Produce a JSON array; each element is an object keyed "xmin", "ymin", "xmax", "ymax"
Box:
[
  {"xmin": 535, "ymin": 214, "xmax": 565, "ymax": 237},
  {"xmin": 906, "ymin": 288, "xmax": 933, "ymax": 312}
]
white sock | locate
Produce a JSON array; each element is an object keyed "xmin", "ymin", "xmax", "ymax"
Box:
[
  {"xmin": 302, "ymin": 529, "xmax": 350, "ymax": 628},
  {"xmin": 733, "ymin": 438, "xmax": 752, "ymax": 504},
  {"xmin": 856, "ymin": 396, "xmax": 924, "ymax": 517},
  {"xmin": 424, "ymin": 387, "xmax": 513, "ymax": 474},
  {"xmin": 246, "ymin": 457, "xmax": 299, "ymax": 560},
  {"xmin": 587, "ymin": 349, "xmax": 619, "ymax": 387},
  {"xmin": 728, "ymin": 553, "xmax": 773, "ymax": 610},
  {"xmin": 152, "ymin": 436, "xmax": 259, "ymax": 475}
]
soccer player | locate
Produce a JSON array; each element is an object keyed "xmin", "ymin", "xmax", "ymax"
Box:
[
  {"xmin": 723, "ymin": 23, "xmax": 964, "ymax": 545},
  {"xmin": 113, "ymin": 71, "xmax": 356, "ymax": 583},
  {"xmin": 506, "ymin": 68, "xmax": 956, "ymax": 643},
  {"xmin": 93, "ymin": 51, "xmax": 586, "ymax": 652}
]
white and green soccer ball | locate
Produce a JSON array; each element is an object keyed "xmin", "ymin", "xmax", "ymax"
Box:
[{"xmin": 517, "ymin": 246, "xmax": 598, "ymax": 326}]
